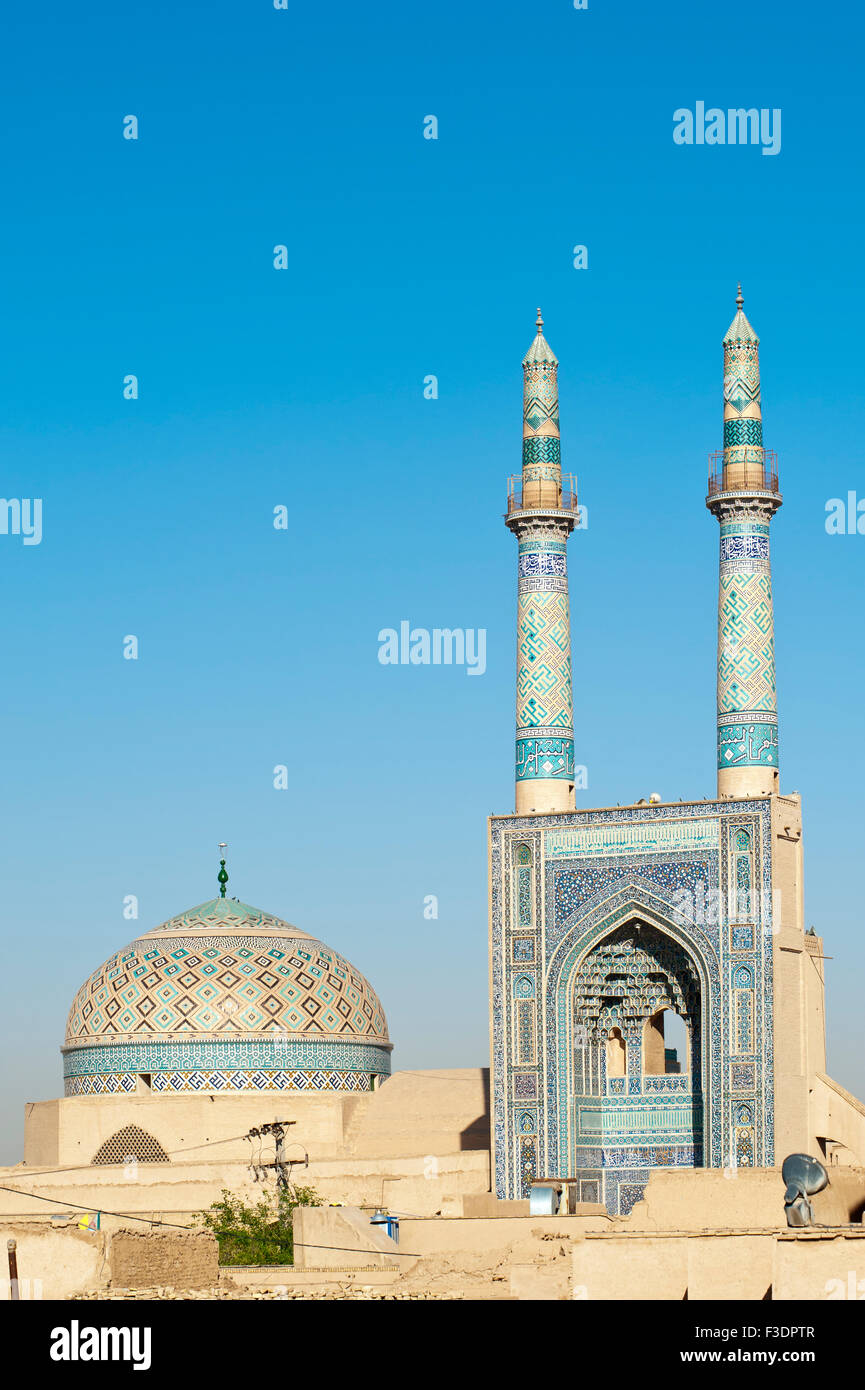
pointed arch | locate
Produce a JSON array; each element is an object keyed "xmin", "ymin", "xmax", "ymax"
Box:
[{"xmin": 546, "ymin": 886, "xmax": 717, "ymax": 1177}]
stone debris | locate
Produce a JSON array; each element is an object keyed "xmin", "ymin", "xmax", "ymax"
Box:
[
  {"xmin": 64, "ymin": 1230, "xmax": 582, "ymax": 1301},
  {"xmin": 71, "ymin": 1285, "xmax": 462, "ymax": 1301},
  {"xmin": 65, "ymin": 1230, "xmax": 585, "ymax": 1301}
]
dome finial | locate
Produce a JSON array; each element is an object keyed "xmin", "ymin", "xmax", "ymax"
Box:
[
  {"xmin": 536, "ymin": 306, "xmax": 544, "ymax": 335},
  {"xmin": 736, "ymin": 282, "xmax": 744, "ymax": 311},
  {"xmin": 217, "ymin": 842, "xmax": 229, "ymax": 899}
]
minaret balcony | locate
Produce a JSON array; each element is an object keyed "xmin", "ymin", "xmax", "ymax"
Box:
[
  {"xmin": 707, "ymin": 449, "xmax": 780, "ymax": 502},
  {"xmin": 506, "ymin": 472, "xmax": 579, "ymax": 520}
]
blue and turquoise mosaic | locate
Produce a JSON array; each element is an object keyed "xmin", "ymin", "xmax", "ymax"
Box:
[
  {"xmin": 66, "ymin": 1069, "xmax": 375, "ymax": 1095},
  {"xmin": 718, "ymin": 721, "xmax": 779, "ymax": 769},
  {"xmin": 62, "ymin": 898, "xmax": 392, "ymax": 1095},
  {"xmin": 62, "ymin": 1037, "xmax": 392, "ymax": 1095},
  {"xmin": 518, "ymin": 540, "xmax": 566, "ymax": 554},
  {"xmin": 489, "ymin": 800, "xmax": 775, "ymax": 1210},
  {"xmin": 522, "ymin": 436, "xmax": 561, "ymax": 465},
  {"xmin": 723, "ymin": 418, "xmax": 763, "ymax": 447},
  {"xmin": 518, "ymin": 551, "xmax": 568, "ymax": 578},
  {"xmin": 716, "ymin": 514, "xmax": 779, "ymax": 771},
  {"xmin": 515, "ymin": 736, "xmax": 575, "ymax": 781}
]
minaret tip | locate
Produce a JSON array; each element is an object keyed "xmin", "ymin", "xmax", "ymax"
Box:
[
  {"xmin": 723, "ymin": 284, "xmax": 758, "ymax": 347},
  {"xmin": 523, "ymin": 309, "xmax": 557, "ymax": 367}
]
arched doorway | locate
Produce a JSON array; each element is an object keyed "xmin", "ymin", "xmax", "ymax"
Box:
[{"xmin": 569, "ymin": 918, "xmax": 703, "ymax": 1212}]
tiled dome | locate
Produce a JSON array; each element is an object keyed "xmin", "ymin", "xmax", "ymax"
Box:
[{"xmin": 62, "ymin": 897, "xmax": 391, "ymax": 1096}]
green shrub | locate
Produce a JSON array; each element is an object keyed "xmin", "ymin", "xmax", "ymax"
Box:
[{"xmin": 198, "ymin": 1184, "xmax": 321, "ymax": 1265}]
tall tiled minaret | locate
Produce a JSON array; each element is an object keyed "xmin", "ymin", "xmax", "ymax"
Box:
[
  {"xmin": 505, "ymin": 311, "xmax": 579, "ymax": 814},
  {"xmin": 707, "ymin": 287, "xmax": 782, "ymax": 799}
]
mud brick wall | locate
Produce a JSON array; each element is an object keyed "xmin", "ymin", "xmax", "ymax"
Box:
[{"xmin": 109, "ymin": 1231, "xmax": 218, "ymax": 1289}]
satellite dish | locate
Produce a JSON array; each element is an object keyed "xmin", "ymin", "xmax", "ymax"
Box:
[{"xmin": 781, "ymin": 1152, "xmax": 828, "ymax": 1227}]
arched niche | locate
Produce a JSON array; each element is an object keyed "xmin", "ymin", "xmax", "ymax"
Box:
[
  {"xmin": 606, "ymin": 1027, "xmax": 626, "ymax": 1077},
  {"xmin": 643, "ymin": 1006, "xmax": 691, "ymax": 1076}
]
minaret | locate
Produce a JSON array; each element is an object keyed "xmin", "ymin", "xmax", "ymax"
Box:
[
  {"xmin": 505, "ymin": 310, "xmax": 579, "ymax": 815},
  {"xmin": 707, "ymin": 286, "xmax": 782, "ymax": 799}
]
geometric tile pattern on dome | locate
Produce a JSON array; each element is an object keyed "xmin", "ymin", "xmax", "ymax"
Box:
[
  {"xmin": 64, "ymin": 898, "xmax": 389, "ymax": 1046},
  {"xmin": 66, "ymin": 1069, "xmax": 374, "ymax": 1096},
  {"xmin": 143, "ymin": 898, "xmax": 315, "ymax": 937},
  {"xmin": 62, "ymin": 1038, "xmax": 391, "ymax": 1076}
]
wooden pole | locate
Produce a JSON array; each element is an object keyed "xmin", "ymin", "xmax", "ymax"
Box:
[{"xmin": 7, "ymin": 1239, "xmax": 19, "ymax": 1301}]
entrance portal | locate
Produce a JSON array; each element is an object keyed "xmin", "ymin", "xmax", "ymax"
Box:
[{"xmin": 569, "ymin": 919, "xmax": 703, "ymax": 1214}]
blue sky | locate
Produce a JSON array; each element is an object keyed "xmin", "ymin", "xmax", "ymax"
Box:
[{"xmin": 1, "ymin": 0, "xmax": 863, "ymax": 1161}]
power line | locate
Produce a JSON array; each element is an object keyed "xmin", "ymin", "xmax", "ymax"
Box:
[
  {"xmin": 0, "ymin": 1185, "xmax": 420, "ymax": 1258},
  {"xmin": 0, "ymin": 1184, "xmax": 193, "ymax": 1232},
  {"xmin": 9, "ymin": 1134, "xmax": 252, "ymax": 1181},
  {"xmin": 12, "ymin": 1123, "xmax": 301, "ymax": 1181}
]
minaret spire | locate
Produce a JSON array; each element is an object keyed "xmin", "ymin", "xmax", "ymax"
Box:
[
  {"xmin": 505, "ymin": 311, "xmax": 580, "ymax": 814},
  {"xmin": 707, "ymin": 287, "xmax": 782, "ymax": 798}
]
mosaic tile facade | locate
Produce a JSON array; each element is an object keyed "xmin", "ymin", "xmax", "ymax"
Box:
[
  {"xmin": 67, "ymin": 1069, "xmax": 374, "ymax": 1096},
  {"xmin": 489, "ymin": 800, "xmax": 775, "ymax": 1214},
  {"xmin": 717, "ymin": 520, "xmax": 778, "ymax": 769},
  {"xmin": 62, "ymin": 898, "xmax": 391, "ymax": 1094},
  {"xmin": 712, "ymin": 291, "xmax": 781, "ymax": 774},
  {"xmin": 508, "ymin": 314, "xmax": 575, "ymax": 788}
]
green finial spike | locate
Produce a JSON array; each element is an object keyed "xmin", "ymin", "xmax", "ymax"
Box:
[{"xmin": 217, "ymin": 842, "xmax": 229, "ymax": 898}]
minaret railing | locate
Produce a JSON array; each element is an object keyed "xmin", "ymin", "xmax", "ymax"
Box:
[
  {"xmin": 707, "ymin": 450, "xmax": 778, "ymax": 497},
  {"xmin": 506, "ymin": 472, "xmax": 579, "ymax": 514}
]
